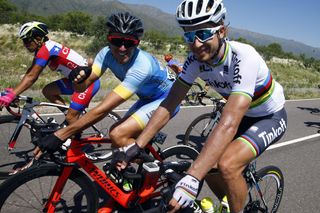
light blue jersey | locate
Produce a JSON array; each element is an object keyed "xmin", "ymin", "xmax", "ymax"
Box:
[
  {"xmin": 92, "ymin": 47, "xmax": 173, "ymax": 100},
  {"xmin": 91, "ymin": 47, "xmax": 179, "ymax": 129}
]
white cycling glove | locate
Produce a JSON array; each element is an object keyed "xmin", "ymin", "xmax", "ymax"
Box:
[{"xmin": 173, "ymin": 174, "xmax": 200, "ymax": 208}]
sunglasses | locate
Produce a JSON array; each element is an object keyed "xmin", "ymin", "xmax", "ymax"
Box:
[
  {"xmin": 22, "ymin": 38, "xmax": 34, "ymax": 44},
  {"xmin": 184, "ymin": 26, "xmax": 221, "ymax": 44},
  {"xmin": 107, "ymin": 35, "xmax": 140, "ymax": 48}
]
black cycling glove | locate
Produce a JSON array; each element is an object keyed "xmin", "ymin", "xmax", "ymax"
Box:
[
  {"xmin": 68, "ymin": 66, "xmax": 92, "ymax": 84},
  {"xmin": 111, "ymin": 143, "xmax": 141, "ymax": 167},
  {"xmin": 37, "ymin": 133, "xmax": 65, "ymax": 154}
]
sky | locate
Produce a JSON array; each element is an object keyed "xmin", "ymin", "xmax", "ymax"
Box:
[{"xmin": 119, "ymin": 0, "xmax": 320, "ymax": 48}]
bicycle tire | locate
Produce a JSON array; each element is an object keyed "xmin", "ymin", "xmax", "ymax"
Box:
[
  {"xmin": 0, "ymin": 115, "xmax": 36, "ymax": 179},
  {"xmin": 160, "ymin": 144, "xmax": 199, "ymax": 161},
  {"xmin": 0, "ymin": 163, "xmax": 99, "ymax": 213},
  {"xmin": 245, "ymin": 166, "xmax": 284, "ymax": 213},
  {"xmin": 183, "ymin": 111, "xmax": 220, "ymax": 148}
]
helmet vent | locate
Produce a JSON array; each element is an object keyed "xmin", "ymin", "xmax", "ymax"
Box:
[
  {"xmin": 196, "ymin": 0, "xmax": 203, "ymax": 15},
  {"xmin": 181, "ymin": 2, "xmax": 186, "ymax": 17},
  {"xmin": 207, "ymin": 0, "xmax": 214, "ymax": 12},
  {"xmin": 214, "ymin": 4, "xmax": 222, "ymax": 15},
  {"xmin": 188, "ymin": 2, "xmax": 193, "ymax": 17}
]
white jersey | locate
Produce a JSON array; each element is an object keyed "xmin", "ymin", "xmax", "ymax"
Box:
[{"xmin": 179, "ymin": 40, "xmax": 285, "ymax": 117}]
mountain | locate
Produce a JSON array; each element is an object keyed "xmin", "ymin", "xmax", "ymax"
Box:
[{"xmin": 9, "ymin": 0, "xmax": 320, "ymax": 59}]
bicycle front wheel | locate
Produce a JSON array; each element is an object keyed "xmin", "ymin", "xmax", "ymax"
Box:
[
  {"xmin": 0, "ymin": 115, "xmax": 35, "ymax": 179},
  {"xmin": 0, "ymin": 163, "xmax": 98, "ymax": 213},
  {"xmin": 245, "ymin": 166, "xmax": 284, "ymax": 213},
  {"xmin": 184, "ymin": 112, "xmax": 220, "ymax": 149}
]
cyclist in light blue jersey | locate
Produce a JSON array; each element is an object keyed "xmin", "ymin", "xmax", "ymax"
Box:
[{"xmin": 34, "ymin": 12, "xmax": 179, "ymax": 155}]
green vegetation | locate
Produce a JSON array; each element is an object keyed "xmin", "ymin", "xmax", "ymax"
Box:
[{"xmin": 0, "ymin": 0, "xmax": 319, "ymax": 101}]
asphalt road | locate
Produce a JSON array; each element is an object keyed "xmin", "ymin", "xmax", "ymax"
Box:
[{"xmin": 0, "ymin": 98, "xmax": 319, "ymax": 212}]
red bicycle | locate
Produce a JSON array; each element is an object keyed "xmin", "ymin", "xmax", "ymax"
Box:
[{"xmin": 0, "ymin": 136, "xmax": 199, "ymax": 212}]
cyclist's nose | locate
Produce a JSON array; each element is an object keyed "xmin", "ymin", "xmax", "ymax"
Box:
[
  {"xmin": 192, "ymin": 37, "xmax": 203, "ymax": 47},
  {"xmin": 118, "ymin": 45, "xmax": 127, "ymax": 51}
]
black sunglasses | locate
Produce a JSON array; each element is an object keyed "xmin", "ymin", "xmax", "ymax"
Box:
[
  {"xmin": 22, "ymin": 38, "xmax": 34, "ymax": 44},
  {"xmin": 107, "ymin": 35, "xmax": 140, "ymax": 48}
]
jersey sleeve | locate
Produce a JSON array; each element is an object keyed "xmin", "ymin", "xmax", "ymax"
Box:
[
  {"xmin": 92, "ymin": 47, "xmax": 109, "ymax": 77},
  {"xmin": 113, "ymin": 62, "xmax": 150, "ymax": 100},
  {"xmin": 34, "ymin": 46, "xmax": 50, "ymax": 67},
  {"xmin": 178, "ymin": 54, "xmax": 200, "ymax": 88},
  {"xmin": 230, "ymin": 46, "xmax": 260, "ymax": 99}
]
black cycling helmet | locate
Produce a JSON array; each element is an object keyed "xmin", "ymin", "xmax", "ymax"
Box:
[
  {"xmin": 18, "ymin": 21, "xmax": 49, "ymax": 40},
  {"xmin": 106, "ymin": 12, "xmax": 144, "ymax": 38}
]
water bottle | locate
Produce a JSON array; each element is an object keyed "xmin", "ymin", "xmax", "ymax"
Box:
[{"xmin": 200, "ymin": 197, "xmax": 215, "ymax": 213}]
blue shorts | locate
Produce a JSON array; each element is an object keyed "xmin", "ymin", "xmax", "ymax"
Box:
[
  {"xmin": 55, "ymin": 78, "xmax": 100, "ymax": 111},
  {"xmin": 125, "ymin": 92, "xmax": 180, "ymax": 129},
  {"xmin": 236, "ymin": 108, "xmax": 287, "ymax": 157}
]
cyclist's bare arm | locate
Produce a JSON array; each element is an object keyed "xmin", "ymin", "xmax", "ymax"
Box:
[
  {"xmin": 72, "ymin": 71, "xmax": 100, "ymax": 92},
  {"xmin": 187, "ymin": 94, "xmax": 251, "ymax": 180},
  {"xmin": 13, "ymin": 63, "xmax": 43, "ymax": 95},
  {"xmin": 54, "ymin": 90, "xmax": 126, "ymax": 140},
  {"xmin": 135, "ymin": 80, "xmax": 189, "ymax": 148}
]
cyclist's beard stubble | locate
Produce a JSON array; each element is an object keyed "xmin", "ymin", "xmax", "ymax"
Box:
[{"xmin": 190, "ymin": 38, "xmax": 220, "ymax": 63}]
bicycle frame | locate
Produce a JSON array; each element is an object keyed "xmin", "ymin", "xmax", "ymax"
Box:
[
  {"xmin": 5, "ymin": 95, "xmax": 104, "ymax": 151},
  {"xmin": 44, "ymin": 137, "xmax": 166, "ymax": 212}
]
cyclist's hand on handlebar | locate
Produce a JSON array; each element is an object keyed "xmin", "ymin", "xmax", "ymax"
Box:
[
  {"xmin": 36, "ymin": 133, "xmax": 65, "ymax": 155},
  {"xmin": 168, "ymin": 174, "xmax": 200, "ymax": 212},
  {"xmin": 0, "ymin": 88, "xmax": 16, "ymax": 107},
  {"xmin": 68, "ymin": 66, "xmax": 92, "ymax": 84},
  {"xmin": 112, "ymin": 143, "xmax": 142, "ymax": 171}
]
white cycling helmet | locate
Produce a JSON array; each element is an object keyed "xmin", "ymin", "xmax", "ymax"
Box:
[
  {"xmin": 176, "ymin": 0, "xmax": 226, "ymax": 27},
  {"xmin": 18, "ymin": 21, "xmax": 48, "ymax": 40}
]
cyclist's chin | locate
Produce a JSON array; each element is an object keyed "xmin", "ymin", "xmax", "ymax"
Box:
[
  {"xmin": 195, "ymin": 53, "xmax": 211, "ymax": 62},
  {"xmin": 114, "ymin": 54, "xmax": 131, "ymax": 64}
]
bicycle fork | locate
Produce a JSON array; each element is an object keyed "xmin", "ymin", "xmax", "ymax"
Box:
[{"xmin": 44, "ymin": 167, "xmax": 74, "ymax": 213}]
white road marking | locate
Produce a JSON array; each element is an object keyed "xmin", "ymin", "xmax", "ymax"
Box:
[{"xmin": 267, "ymin": 133, "xmax": 320, "ymax": 150}]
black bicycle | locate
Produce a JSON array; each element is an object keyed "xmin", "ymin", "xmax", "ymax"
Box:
[
  {"xmin": 0, "ymin": 95, "xmax": 121, "ymax": 179},
  {"xmin": 243, "ymin": 161, "xmax": 284, "ymax": 213},
  {"xmin": 208, "ymin": 161, "xmax": 284, "ymax": 213},
  {"xmin": 183, "ymin": 98, "xmax": 226, "ymax": 147}
]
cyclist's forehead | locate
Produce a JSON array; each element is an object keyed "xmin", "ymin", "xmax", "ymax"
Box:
[{"xmin": 183, "ymin": 23, "xmax": 215, "ymax": 32}]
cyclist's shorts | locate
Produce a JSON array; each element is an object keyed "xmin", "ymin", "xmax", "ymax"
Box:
[
  {"xmin": 55, "ymin": 78, "xmax": 100, "ymax": 111},
  {"xmin": 236, "ymin": 108, "xmax": 287, "ymax": 157},
  {"xmin": 125, "ymin": 91, "xmax": 180, "ymax": 130}
]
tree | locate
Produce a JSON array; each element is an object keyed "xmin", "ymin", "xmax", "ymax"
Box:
[
  {"xmin": 0, "ymin": 0, "xmax": 17, "ymax": 23},
  {"xmin": 86, "ymin": 16, "xmax": 108, "ymax": 56},
  {"xmin": 60, "ymin": 11, "xmax": 92, "ymax": 35}
]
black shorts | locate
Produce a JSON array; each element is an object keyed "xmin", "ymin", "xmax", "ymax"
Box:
[{"xmin": 235, "ymin": 108, "xmax": 287, "ymax": 157}]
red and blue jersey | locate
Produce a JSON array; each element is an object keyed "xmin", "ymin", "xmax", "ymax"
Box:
[
  {"xmin": 34, "ymin": 40, "xmax": 88, "ymax": 77},
  {"xmin": 34, "ymin": 40, "xmax": 100, "ymax": 111}
]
